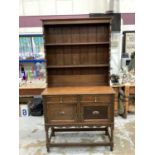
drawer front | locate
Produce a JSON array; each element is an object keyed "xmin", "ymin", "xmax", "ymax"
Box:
[
  {"xmin": 44, "ymin": 95, "xmax": 77, "ymax": 103},
  {"xmin": 46, "ymin": 104, "xmax": 77, "ymax": 122},
  {"xmin": 83, "ymin": 106, "xmax": 108, "ymax": 119},
  {"xmin": 80, "ymin": 95, "xmax": 112, "ymax": 103},
  {"xmin": 81, "ymin": 102, "xmax": 113, "ymax": 122}
]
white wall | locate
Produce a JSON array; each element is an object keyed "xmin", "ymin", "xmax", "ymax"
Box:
[
  {"xmin": 110, "ymin": 32, "xmax": 122, "ymax": 75},
  {"xmin": 122, "ymin": 25, "xmax": 135, "ymax": 31},
  {"xmin": 19, "ymin": 0, "xmax": 135, "ymax": 16},
  {"xmin": 20, "ymin": 0, "xmax": 107, "ymax": 16},
  {"xmin": 120, "ymin": 0, "xmax": 135, "ymax": 13}
]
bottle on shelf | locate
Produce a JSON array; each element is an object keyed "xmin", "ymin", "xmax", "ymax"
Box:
[{"xmin": 21, "ymin": 65, "xmax": 26, "ymax": 80}]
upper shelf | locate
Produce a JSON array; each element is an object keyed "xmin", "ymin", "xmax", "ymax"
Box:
[
  {"xmin": 47, "ymin": 64, "xmax": 109, "ymax": 69},
  {"xmin": 19, "ymin": 59, "xmax": 46, "ymax": 63},
  {"xmin": 45, "ymin": 42, "xmax": 109, "ymax": 46}
]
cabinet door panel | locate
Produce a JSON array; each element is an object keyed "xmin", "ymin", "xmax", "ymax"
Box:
[
  {"xmin": 46, "ymin": 104, "xmax": 77, "ymax": 123},
  {"xmin": 83, "ymin": 106, "xmax": 108, "ymax": 119},
  {"xmin": 81, "ymin": 102, "xmax": 113, "ymax": 123}
]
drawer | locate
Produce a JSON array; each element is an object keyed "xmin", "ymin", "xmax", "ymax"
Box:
[
  {"xmin": 83, "ymin": 105, "xmax": 109, "ymax": 120},
  {"xmin": 80, "ymin": 95, "xmax": 112, "ymax": 103},
  {"xmin": 46, "ymin": 104, "xmax": 77, "ymax": 122},
  {"xmin": 44, "ymin": 95, "xmax": 77, "ymax": 103}
]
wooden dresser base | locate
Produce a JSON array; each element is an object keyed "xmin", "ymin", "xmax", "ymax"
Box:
[
  {"xmin": 45, "ymin": 124, "xmax": 114, "ymax": 152},
  {"xmin": 42, "ymin": 86, "xmax": 115, "ymax": 152}
]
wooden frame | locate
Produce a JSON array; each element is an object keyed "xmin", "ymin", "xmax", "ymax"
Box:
[
  {"xmin": 123, "ymin": 31, "xmax": 135, "ymax": 57},
  {"xmin": 45, "ymin": 125, "xmax": 114, "ymax": 152}
]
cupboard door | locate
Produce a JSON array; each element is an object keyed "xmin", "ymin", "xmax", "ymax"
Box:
[
  {"xmin": 46, "ymin": 103, "xmax": 77, "ymax": 123},
  {"xmin": 81, "ymin": 102, "xmax": 113, "ymax": 123}
]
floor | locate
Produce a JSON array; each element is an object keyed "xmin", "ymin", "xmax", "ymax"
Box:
[{"xmin": 19, "ymin": 115, "xmax": 135, "ymax": 155}]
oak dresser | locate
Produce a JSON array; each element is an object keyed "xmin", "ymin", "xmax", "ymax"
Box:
[{"xmin": 42, "ymin": 17, "xmax": 115, "ymax": 152}]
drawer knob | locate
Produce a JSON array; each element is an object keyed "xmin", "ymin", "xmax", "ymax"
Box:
[
  {"xmin": 92, "ymin": 110, "xmax": 100, "ymax": 115},
  {"xmin": 59, "ymin": 111, "xmax": 65, "ymax": 115},
  {"xmin": 60, "ymin": 97, "xmax": 63, "ymax": 103},
  {"xmin": 94, "ymin": 97, "xmax": 97, "ymax": 102}
]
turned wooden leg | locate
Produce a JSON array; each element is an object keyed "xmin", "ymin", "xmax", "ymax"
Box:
[
  {"xmin": 110, "ymin": 124, "xmax": 114, "ymax": 151},
  {"xmin": 45, "ymin": 126, "xmax": 50, "ymax": 152},
  {"xmin": 46, "ymin": 145, "xmax": 50, "ymax": 153},
  {"xmin": 105, "ymin": 126, "xmax": 109, "ymax": 135},
  {"xmin": 51, "ymin": 127, "xmax": 55, "ymax": 137},
  {"xmin": 124, "ymin": 86, "xmax": 129, "ymax": 118},
  {"xmin": 123, "ymin": 98, "xmax": 127, "ymax": 119}
]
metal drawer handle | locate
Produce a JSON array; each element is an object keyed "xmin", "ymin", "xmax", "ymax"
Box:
[
  {"xmin": 60, "ymin": 97, "xmax": 63, "ymax": 103},
  {"xmin": 59, "ymin": 111, "xmax": 65, "ymax": 115},
  {"xmin": 94, "ymin": 97, "xmax": 97, "ymax": 102},
  {"xmin": 92, "ymin": 111, "xmax": 100, "ymax": 115}
]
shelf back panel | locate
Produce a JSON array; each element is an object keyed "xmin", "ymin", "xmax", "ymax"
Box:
[
  {"xmin": 44, "ymin": 24, "xmax": 110, "ymax": 44},
  {"xmin": 46, "ymin": 45, "xmax": 109, "ymax": 66},
  {"xmin": 48, "ymin": 74, "xmax": 109, "ymax": 87},
  {"xmin": 47, "ymin": 67, "xmax": 108, "ymax": 75},
  {"xmin": 47, "ymin": 67, "xmax": 109, "ymax": 87},
  {"xmin": 43, "ymin": 17, "xmax": 111, "ymax": 87}
]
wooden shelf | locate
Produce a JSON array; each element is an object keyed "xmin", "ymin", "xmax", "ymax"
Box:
[
  {"xmin": 44, "ymin": 18, "xmax": 111, "ymax": 87},
  {"xmin": 45, "ymin": 42, "xmax": 109, "ymax": 46},
  {"xmin": 19, "ymin": 59, "xmax": 46, "ymax": 63},
  {"xmin": 47, "ymin": 64, "xmax": 109, "ymax": 69}
]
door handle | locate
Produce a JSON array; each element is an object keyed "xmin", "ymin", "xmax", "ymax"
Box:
[
  {"xmin": 92, "ymin": 110, "xmax": 100, "ymax": 115},
  {"xmin": 60, "ymin": 97, "xmax": 63, "ymax": 103},
  {"xmin": 94, "ymin": 96, "xmax": 97, "ymax": 102},
  {"xmin": 59, "ymin": 111, "xmax": 65, "ymax": 115}
]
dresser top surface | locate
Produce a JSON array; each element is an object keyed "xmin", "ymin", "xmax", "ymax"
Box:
[
  {"xmin": 42, "ymin": 17, "xmax": 112, "ymax": 25},
  {"xmin": 42, "ymin": 86, "xmax": 115, "ymax": 95}
]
